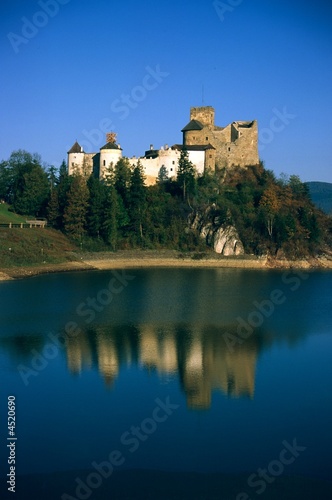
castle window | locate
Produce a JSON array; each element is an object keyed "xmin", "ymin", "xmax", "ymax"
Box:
[
  {"xmin": 71, "ymin": 162, "xmax": 74, "ymax": 167},
  {"xmin": 228, "ymin": 147, "xmax": 231, "ymax": 152},
  {"xmin": 103, "ymin": 160, "xmax": 106, "ymax": 166},
  {"xmin": 172, "ymin": 161, "xmax": 175, "ymax": 165},
  {"xmin": 206, "ymin": 136, "xmax": 208, "ymax": 141},
  {"xmin": 170, "ymin": 168, "xmax": 173, "ymax": 172}
]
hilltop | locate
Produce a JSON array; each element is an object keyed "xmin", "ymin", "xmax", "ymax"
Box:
[{"xmin": 306, "ymin": 181, "xmax": 332, "ymax": 214}]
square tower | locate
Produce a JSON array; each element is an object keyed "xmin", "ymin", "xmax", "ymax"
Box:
[{"xmin": 190, "ymin": 106, "xmax": 215, "ymax": 128}]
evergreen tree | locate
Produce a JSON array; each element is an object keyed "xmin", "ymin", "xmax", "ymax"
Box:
[
  {"xmin": 47, "ymin": 189, "xmax": 60, "ymax": 227},
  {"xmin": 176, "ymin": 148, "xmax": 196, "ymax": 204},
  {"xmin": 129, "ymin": 160, "xmax": 146, "ymax": 241},
  {"xmin": 157, "ymin": 165, "xmax": 169, "ymax": 184},
  {"xmin": 102, "ymin": 183, "xmax": 120, "ymax": 249},
  {"xmin": 63, "ymin": 174, "xmax": 89, "ymax": 240},
  {"xmin": 86, "ymin": 175, "xmax": 105, "ymax": 238},
  {"xmin": 48, "ymin": 165, "xmax": 58, "ymax": 193},
  {"xmin": 114, "ymin": 158, "xmax": 131, "ymax": 208},
  {"xmin": 57, "ymin": 160, "xmax": 71, "ymax": 229}
]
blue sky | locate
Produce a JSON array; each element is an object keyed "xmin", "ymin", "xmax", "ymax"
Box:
[{"xmin": 1, "ymin": 0, "xmax": 332, "ymax": 182}]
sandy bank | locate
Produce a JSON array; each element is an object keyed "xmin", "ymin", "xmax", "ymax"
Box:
[{"xmin": 1, "ymin": 251, "xmax": 332, "ymax": 281}]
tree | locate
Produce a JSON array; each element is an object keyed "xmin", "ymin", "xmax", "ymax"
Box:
[
  {"xmin": 259, "ymin": 186, "xmax": 281, "ymax": 238},
  {"xmin": 129, "ymin": 160, "xmax": 147, "ymax": 241},
  {"xmin": 47, "ymin": 189, "xmax": 60, "ymax": 227},
  {"xmin": 0, "ymin": 160, "xmax": 12, "ymax": 201},
  {"xmin": 114, "ymin": 158, "xmax": 131, "ymax": 208},
  {"xmin": 1, "ymin": 150, "xmax": 49, "ymax": 215},
  {"xmin": 176, "ymin": 148, "xmax": 196, "ymax": 204},
  {"xmin": 57, "ymin": 160, "xmax": 71, "ymax": 229},
  {"xmin": 13, "ymin": 164, "xmax": 49, "ymax": 216},
  {"xmin": 157, "ymin": 165, "xmax": 169, "ymax": 184},
  {"xmin": 102, "ymin": 183, "xmax": 120, "ymax": 249},
  {"xmin": 63, "ymin": 174, "xmax": 89, "ymax": 240},
  {"xmin": 86, "ymin": 175, "xmax": 105, "ymax": 238},
  {"xmin": 47, "ymin": 165, "xmax": 58, "ymax": 193}
]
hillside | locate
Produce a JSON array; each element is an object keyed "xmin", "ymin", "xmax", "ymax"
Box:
[
  {"xmin": 306, "ymin": 182, "xmax": 332, "ymax": 215},
  {"xmin": 0, "ymin": 203, "xmax": 27, "ymax": 224},
  {"xmin": 0, "ymin": 227, "xmax": 77, "ymax": 268}
]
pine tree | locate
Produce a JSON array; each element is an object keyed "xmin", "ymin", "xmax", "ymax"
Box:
[
  {"xmin": 176, "ymin": 148, "xmax": 196, "ymax": 205},
  {"xmin": 47, "ymin": 189, "xmax": 60, "ymax": 227},
  {"xmin": 63, "ymin": 174, "xmax": 89, "ymax": 240},
  {"xmin": 86, "ymin": 175, "xmax": 105, "ymax": 238},
  {"xmin": 157, "ymin": 165, "xmax": 169, "ymax": 184},
  {"xmin": 102, "ymin": 183, "xmax": 119, "ymax": 250},
  {"xmin": 129, "ymin": 160, "xmax": 146, "ymax": 241},
  {"xmin": 114, "ymin": 158, "xmax": 131, "ymax": 208},
  {"xmin": 57, "ymin": 160, "xmax": 71, "ymax": 229}
]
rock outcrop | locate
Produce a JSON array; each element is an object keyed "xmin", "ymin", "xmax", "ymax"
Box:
[{"xmin": 190, "ymin": 208, "xmax": 245, "ymax": 256}]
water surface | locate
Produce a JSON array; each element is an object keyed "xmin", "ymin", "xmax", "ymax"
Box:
[{"xmin": 1, "ymin": 268, "xmax": 332, "ymax": 499}]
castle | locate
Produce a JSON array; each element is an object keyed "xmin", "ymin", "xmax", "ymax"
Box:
[{"xmin": 67, "ymin": 106, "xmax": 259, "ymax": 185}]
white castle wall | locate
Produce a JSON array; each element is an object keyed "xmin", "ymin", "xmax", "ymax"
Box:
[
  {"xmin": 99, "ymin": 148, "xmax": 122, "ymax": 179},
  {"xmin": 68, "ymin": 151, "xmax": 85, "ymax": 175}
]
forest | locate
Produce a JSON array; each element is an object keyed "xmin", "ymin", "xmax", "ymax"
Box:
[{"xmin": 0, "ymin": 149, "xmax": 331, "ymax": 258}]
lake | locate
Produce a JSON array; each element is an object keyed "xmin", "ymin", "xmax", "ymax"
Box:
[{"xmin": 1, "ymin": 267, "xmax": 332, "ymax": 499}]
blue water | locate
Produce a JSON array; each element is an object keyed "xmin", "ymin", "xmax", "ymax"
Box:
[{"xmin": 1, "ymin": 268, "xmax": 332, "ymax": 499}]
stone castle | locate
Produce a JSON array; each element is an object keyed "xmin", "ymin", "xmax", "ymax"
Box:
[{"xmin": 67, "ymin": 106, "xmax": 259, "ymax": 185}]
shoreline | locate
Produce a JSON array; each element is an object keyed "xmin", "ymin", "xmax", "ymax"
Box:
[{"xmin": 1, "ymin": 251, "xmax": 332, "ymax": 281}]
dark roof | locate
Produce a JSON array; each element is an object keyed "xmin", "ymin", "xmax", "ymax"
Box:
[
  {"xmin": 144, "ymin": 149, "xmax": 159, "ymax": 159},
  {"xmin": 67, "ymin": 141, "xmax": 83, "ymax": 154},
  {"xmin": 181, "ymin": 119, "xmax": 204, "ymax": 132},
  {"xmin": 172, "ymin": 144, "xmax": 215, "ymax": 151},
  {"xmin": 100, "ymin": 143, "xmax": 122, "ymax": 150}
]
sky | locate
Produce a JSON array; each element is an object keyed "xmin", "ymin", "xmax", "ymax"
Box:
[{"xmin": 1, "ymin": 0, "xmax": 332, "ymax": 182}]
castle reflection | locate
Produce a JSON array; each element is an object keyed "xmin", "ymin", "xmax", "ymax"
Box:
[{"xmin": 64, "ymin": 324, "xmax": 259, "ymax": 409}]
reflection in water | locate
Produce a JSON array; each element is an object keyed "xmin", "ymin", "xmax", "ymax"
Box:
[{"xmin": 64, "ymin": 324, "xmax": 259, "ymax": 408}]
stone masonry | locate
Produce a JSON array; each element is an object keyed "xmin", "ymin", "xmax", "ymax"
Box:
[{"xmin": 182, "ymin": 106, "xmax": 259, "ymax": 171}]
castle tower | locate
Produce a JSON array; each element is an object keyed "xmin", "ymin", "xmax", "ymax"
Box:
[
  {"xmin": 99, "ymin": 133, "xmax": 122, "ymax": 179},
  {"xmin": 67, "ymin": 141, "xmax": 85, "ymax": 175},
  {"xmin": 190, "ymin": 106, "xmax": 215, "ymax": 127}
]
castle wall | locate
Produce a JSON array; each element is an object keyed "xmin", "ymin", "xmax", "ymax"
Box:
[
  {"xmin": 68, "ymin": 107, "xmax": 259, "ymax": 183},
  {"xmin": 99, "ymin": 149, "xmax": 122, "ymax": 179},
  {"xmin": 184, "ymin": 127, "xmax": 210, "ymax": 146},
  {"xmin": 68, "ymin": 152, "xmax": 85, "ymax": 175},
  {"xmin": 188, "ymin": 150, "xmax": 205, "ymax": 174},
  {"xmin": 183, "ymin": 118, "xmax": 259, "ymax": 170},
  {"xmin": 130, "ymin": 148, "xmax": 205, "ymax": 185},
  {"xmin": 204, "ymin": 148, "xmax": 216, "ymax": 172}
]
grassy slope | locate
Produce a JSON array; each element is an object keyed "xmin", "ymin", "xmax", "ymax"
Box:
[
  {"xmin": 0, "ymin": 227, "xmax": 77, "ymax": 267},
  {"xmin": 0, "ymin": 203, "xmax": 27, "ymax": 224}
]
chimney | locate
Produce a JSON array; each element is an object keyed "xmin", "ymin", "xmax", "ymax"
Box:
[{"xmin": 150, "ymin": 144, "xmax": 154, "ymax": 150}]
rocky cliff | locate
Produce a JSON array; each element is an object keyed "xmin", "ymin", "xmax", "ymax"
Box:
[{"xmin": 190, "ymin": 208, "xmax": 245, "ymax": 255}]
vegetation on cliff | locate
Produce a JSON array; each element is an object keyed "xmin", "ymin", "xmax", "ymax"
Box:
[{"xmin": 0, "ymin": 149, "xmax": 331, "ymax": 259}]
